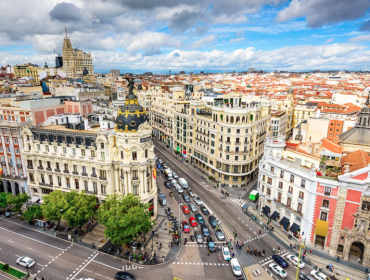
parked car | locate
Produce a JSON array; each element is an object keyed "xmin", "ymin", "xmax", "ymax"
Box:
[
  {"xmin": 287, "ymin": 255, "xmax": 305, "ymax": 268},
  {"xmin": 214, "ymin": 229, "xmax": 225, "ymax": 241},
  {"xmin": 269, "ymin": 263, "xmax": 287, "ymax": 278},
  {"xmin": 194, "ymin": 213, "xmax": 204, "ymax": 224},
  {"xmin": 182, "ymin": 221, "xmax": 190, "ymax": 233},
  {"xmin": 167, "ymin": 174, "xmax": 173, "ymax": 180},
  {"xmin": 157, "ymin": 158, "xmax": 163, "ymax": 164},
  {"xmin": 196, "ymin": 231, "xmax": 203, "ymax": 244},
  {"xmin": 208, "ymin": 216, "xmax": 218, "ymax": 228},
  {"xmin": 173, "ymin": 172, "xmax": 179, "ymax": 179},
  {"xmin": 188, "ymin": 203, "xmax": 198, "ymax": 213},
  {"xmin": 200, "ymin": 206, "xmax": 209, "ymax": 215},
  {"xmin": 164, "ymin": 181, "xmax": 171, "ymax": 188},
  {"xmin": 206, "ymin": 237, "xmax": 215, "ymax": 252},
  {"xmin": 189, "ymin": 217, "xmax": 197, "ymax": 227},
  {"xmin": 182, "ymin": 205, "xmax": 190, "ymax": 214},
  {"xmin": 310, "ymin": 270, "xmax": 330, "ymax": 280},
  {"xmin": 182, "ymin": 193, "xmax": 190, "ymax": 203},
  {"xmin": 230, "ymin": 258, "xmax": 242, "ymax": 277},
  {"xmin": 115, "ymin": 271, "xmax": 135, "ymax": 280},
  {"xmin": 194, "ymin": 197, "xmax": 203, "ymax": 206},
  {"xmin": 175, "ymin": 186, "xmax": 183, "ymax": 193},
  {"xmin": 156, "ymin": 164, "xmax": 162, "ymax": 170},
  {"xmin": 187, "ymin": 190, "xmax": 196, "ymax": 197},
  {"xmin": 162, "ymin": 163, "xmax": 167, "ymax": 169},
  {"xmin": 201, "ymin": 224, "xmax": 210, "ymax": 237},
  {"xmin": 272, "ymin": 255, "xmax": 289, "ymax": 268},
  {"xmin": 171, "ymin": 179, "xmax": 177, "ymax": 185},
  {"xmin": 222, "ymin": 245, "xmax": 231, "ymax": 261},
  {"xmin": 16, "ymin": 256, "xmax": 35, "ymax": 268},
  {"xmin": 299, "ymin": 274, "xmax": 316, "ymax": 280}
]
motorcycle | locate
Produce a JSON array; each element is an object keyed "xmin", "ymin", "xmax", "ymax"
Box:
[{"xmin": 170, "ymin": 192, "xmax": 173, "ymax": 197}]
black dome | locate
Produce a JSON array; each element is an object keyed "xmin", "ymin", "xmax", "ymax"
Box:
[{"xmin": 115, "ymin": 91, "xmax": 148, "ymax": 132}]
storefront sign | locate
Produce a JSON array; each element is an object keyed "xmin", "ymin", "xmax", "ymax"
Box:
[{"xmin": 140, "ymin": 137, "xmax": 151, "ymax": 143}]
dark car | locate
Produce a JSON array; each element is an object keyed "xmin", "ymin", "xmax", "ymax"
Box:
[
  {"xmin": 182, "ymin": 193, "xmax": 190, "ymax": 203},
  {"xmin": 195, "ymin": 213, "xmax": 205, "ymax": 224},
  {"xmin": 299, "ymin": 274, "xmax": 315, "ymax": 280},
  {"xmin": 200, "ymin": 206, "xmax": 209, "ymax": 215},
  {"xmin": 208, "ymin": 216, "xmax": 218, "ymax": 228},
  {"xmin": 160, "ymin": 168, "xmax": 166, "ymax": 174},
  {"xmin": 164, "ymin": 181, "xmax": 171, "ymax": 188},
  {"xmin": 207, "ymin": 237, "xmax": 216, "ymax": 252},
  {"xmin": 188, "ymin": 203, "xmax": 198, "ymax": 213},
  {"xmin": 272, "ymin": 255, "xmax": 289, "ymax": 268},
  {"xmin": 201, "ymin": 224, "xmax": 210, "ymax": 237},
  {"xmin": 115, "ymin": 271, "xmax": 135, "ymax": 280}
]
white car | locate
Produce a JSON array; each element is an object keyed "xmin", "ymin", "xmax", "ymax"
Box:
[
  {"xmin": 287, "ymin": 254, "xmax": 305, "ymax": 268},
  {"xmin": 310, "ymin": 270, "xmax": 330, "ymax": 280},
  {"xmin": 16, "ymin": 256, "xmax": 35, "ymax": 268},
  {"xmin": 194, "ymin": 197, "xmax": 203, "ymax": 206},
  {"xmin": 222, "ymin": 245, "xmax": 231, "ymax": 261},
  {"xmin": 269, "ymin": 263, "xmax": 287, "ymax": 278},
  {"xmin": 175, "ymin": 186, "xmax": 184, "ymax": 193},
  {"xmin": 173, "ymin": 172, "xmax": 179, "ymax": 179},
  {"xmin": 171, "ymin": 179, "xmax": 177, "ymax": 185}
]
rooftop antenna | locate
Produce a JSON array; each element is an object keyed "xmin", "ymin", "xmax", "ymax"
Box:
[{"xmin": 65, "ymin": 26, "xmax": 68, "ymax": 38}]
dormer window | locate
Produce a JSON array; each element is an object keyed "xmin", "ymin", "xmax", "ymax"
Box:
[
  {"xmin": 36, "ymin": 134, "xmax": 40, "ymax": 140},
  {"xmin": 45, "ymin": 135, "xmax": 48, "ymax": 140},
  {"xmin": 54, "ymin": 136, "xmax": 57, "ymax": 141},
  {"xmin": 81, "ymin": 138, "xmax": 85, "ymax": 144},
  {"xmin": 72, "ymin": 138, "xmax": 75, "ymax": 144},
  {"xmin": 62, "ymin": 136, "xmax": 66, "ymax": 142},
  {"xmin": 101, "ymin": 143, "xmax": 104, "ymax": 149}
]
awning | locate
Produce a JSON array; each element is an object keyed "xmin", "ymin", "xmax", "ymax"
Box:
[
  {"xmin": 315, "ymin": 220, "xmax": 329, "ymax": 237},
  {"xmin": 289, "ymin": 223, "xmax": 300, "ymax": 233},
  {"xmin": 270, "ymin": 211, "xmax": 280, "ymax": 220},
  {"xmin": 280, "ymin": 217, "xmax": 290, "ymax": 229},
  {"xmin": 262, "ymin": 205, "xmax": 270, "ymax": 216}
]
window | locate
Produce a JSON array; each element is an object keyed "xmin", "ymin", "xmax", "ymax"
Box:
[
  {"xmin": 288, "ymin": 186, "xmax": 293, "ymax": 194},
  {"xmin": 101, "ymin": 143, "xmax": 104, "ymax": 149},
  {"xmin": 58, "ymin": 176, "xmax": 61, "ymax": 186},
  {"xmin": 132, "ymin": 151, "xmax": 137, "ymax": 160},
  {"xmin": 100, "ymin": 170, "xmax": 107, "ymax": 179},
  {"xmin": 227, "ymin": 128, "xmax": 231, "ymax": 133},
  {"xmin": 224, "ymin": 176, "xmax": 229, "ymax": 181},
  {"xmin": 132, "ymin": 170, "xmax": 138, "ymax": 180},
  {"xmin": 45, "ymin": 146, "xmax": 49, "ymax": 152},
  {"xmin": 66, "ymin": 177, "xmax": 70, "ymax": 188},
  {"xmin": 73, "ymin": 165, "xmax": 77, "ymax": 172},
  {"xmin": 262, "ymin": 184, "xmax": 265, "ymax": 192},
  {"xmin": 233, "ymin": 177, "xmax": 238, "ymax": 182},
  {"xmin": 271, "ymin": 166, "xmax": 274, "ymax": 172},
  {"xmin": 92, "ymin": 167, "xmax": 96, "ymax": 175},
  {"xmin": 64, "ymin": 163, "xmax": 68, "ymax": 171},
  {"xmin": 29, "ymin": 173, "xmax": 34, "ymax": 182},
  {"xmin": 262, "ymin": 175, "xmax": 265, "ymax": 181},
  {"xmin": 267, "ymin": 177, "xmax": 272, "ymax": 184},
  {"xmin": 84, "ymin": 180, "xmax": 88, "ymax": 191},
  {"xmin": 290, "ymin": 174, "xmax": 294, "ymax": 183},
  {"xmin": 267, "ymin": 188, "xmax": 271, "ymax": 196},
  {"xmin": 278, "ymin": 181, "xmax": 283, "ymax": 189},
  {"xmin": 54, "ymin": 146, "xmax": 57, "ymax": 153},
  {"xmin": 13, "ymin": 138, "xmax": 18, "ymax": 144},
  {"xmin": 322, "ymin": 199, "xmax": 329, "ymax": 208},
  {"xmin": 133, "ymin": 185, "xmax": 139, "ymax": 195},
  {"xmin": 299, "ymin": 191, "xmax": 304, "ymax": 199},
  {"xmin": 236, "ymin": 129, "xmax": 240, "ymax": 134},
  {"xmin": 324, "ymin": 186, "xmax": 331, "ymax": 196},
  {"xmin": 287, "ymin": 197, "xmax": 292, "ymax": 207},
  {"xmin": 101, "ymin": 152, "xmax": 105, "ymax": 160},
  {"xmin": 301, "ymin": 179, "xmax": 306, "ymax": 188},
  {"xmin": 37, "ymin": 144, "xmax": 40, "ymax": 151},
  {"xmin": 145, "ymin": 149, "xmax": 148, "ymax": 158},
  {"xmin": 91, "ymin": 150, "xmax": 95, "ymax": 157},
  {"xmin": 93, "ymin": 182, "xmax": 98, "ymax": 194},
  {"xmin": 75, "ymin": 179, "xmax": 79, "ymax": 189},
  {"xmin": 5, "ymin": 138, "xmax": 8, "ymax": 143},
  {"xmin": 320, "ymin": 212, "xmax": 328, "ymax": 221},
  {"xmin": 15, "ymin": 148, "xmax": 19, "ymax": 154},
  {"xmin": 278, "ymin": 192, "xmax": 282, "ymax": 202},
  {"xmin": 63, "ymin": 147, "xmax": 67, "ymax": 154},
  {"xmin": 226, "ymin": 155, "xmax": 229, "ymax": 160},
  {"xmin": 81, "ymin": 149, "xmax": 85, "ymax": 156},
  {"xmin": 280, "ymin": 170, "xmax": 284, "ymax": 179},
  {"xmin": 101, "ymin": 185, "xmax": 106, "ymax": 194},
  {"xmin": 56, "ymin": 162, "xmax": 60, "ymax": 170},
  {"xmin": 121, "ymin": 151, "xmax": 124, "ymax": 159},
  {"xmin": 72, "ymin": 148, "xmax": 76, "ymax": 155},
  {"xmin": 297, "ymin": 203, "xmax": 303, "ymax": 213}
]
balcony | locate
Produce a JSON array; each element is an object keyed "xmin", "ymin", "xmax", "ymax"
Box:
[
  {"xmin": 17, "ymin": 164, "xmax": 22, "ymax": 168},
  {"xmin": 91, "ymin": 174, "xmax": 97, "ymax": 178},
  {"xmin": 99, "ymin": 176, "xmax": 107, "ymax": 181},
  {"xmin": 132, "ymin": 177, "xmax": 139, "ymax": 180},
  {"xmin": 27, "ymin": 165, "xmax": 33, "ymax": 169},
  {"xmin": 72, "ymin": 171, "xmax": 79, "ymax": 175},
  {"xmin": 55, "ymin": 169, "xmax": 61, "ymax": 172},
  {"xmin": 235, "ymin": 142, "xmax": 241, "ymax": 145},
  {"xmin": 81, "ymin": 172, "xmax": 88, "ymax": 177},
  {"xmin": 46, "ymin": 168, "xmax": 52, "ymax": 171},
  {"xmin": 63, "ymin": 170, "xmax": 69, "ymax": 174},
  {"xmin": 274, "ymin": 198, "xmax": 303, "ymax": 217},
  {"xmin": 37, "ymin": 166, "xmax": 43, "ymax": 170}
]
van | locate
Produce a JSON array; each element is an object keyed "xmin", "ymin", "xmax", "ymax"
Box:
[
  {"xmin": 179, "ymin": 178, "xmax": 188, "ymax": 189},
  {"xmin": 249, "ymin": 190, "xmax": 259, "ymax": 202},
  {"xmin": 230, "ymin": 258, "xmax": 242, "ymax": 276},
  {"xmin": 158, "ymin": 193, "xmax": 167, "ymax": 206}
]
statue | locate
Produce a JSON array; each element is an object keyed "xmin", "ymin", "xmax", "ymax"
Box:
[
  {"xmin": 125, "ymin": 77, "xmax": 135, "ymax": 95},
  {"xmin": 357, "ymin": 220, "xmax": 366, "ymax": 233}
]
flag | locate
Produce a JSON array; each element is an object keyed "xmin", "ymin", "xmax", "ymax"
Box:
[
  {"xmin": 0, "ymin": 167, "xmax": 2, "ymax": 175},
  {"xmin": 152, "ymin": 167, "xmax": 156, "ymax": 179}
]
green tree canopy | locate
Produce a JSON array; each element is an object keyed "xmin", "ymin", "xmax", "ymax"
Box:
[
  {"xmin": 7, "ymin": 193, "xmax": 30, "ymax": 215},
  {"xmin": 42, "ymin": 190, "xmax": 67, "ymax": 227},
  {"xmin": 22, "ymin": 204, "xmax": 43, "ymax": 222},
  {"xmin": 0, "ymin": 192, "xmax": 11, "ymax": 209},
  {"xmin": 97, "ymin": 193, "xmax": 153, "ymax": 245}
]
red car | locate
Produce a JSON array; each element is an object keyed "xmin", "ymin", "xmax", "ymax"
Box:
[
  {"xmin": 189, "ymin": 217, "xmax": 198, "ymax": 227},
  {"xmin": 182, "ymin": 221, "xmax": 190, "ymax": 233},
  {"xmin": 182, "ymin": 205, "xmax": 190, "ymax": 214}
]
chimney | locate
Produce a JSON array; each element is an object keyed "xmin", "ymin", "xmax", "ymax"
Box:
[
  {"xmin": 317, "ymin": 109, "xmax": 320, "ymax": 118},
  {"xmin": 84, "ymin": 117, "xmax": 90, "ymax": 130}
]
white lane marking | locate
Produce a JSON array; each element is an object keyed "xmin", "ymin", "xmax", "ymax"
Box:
[
  {"xmin": 0, "ymin": 227, "xmax": 64, "ymax": 251},
  {"xmin": 91, "ymin": 260, "xmax": 121, "ymax": 271},
  {"xmin": 7, "ymin": 240, "xmax": 13, "ymax": 243},
  {"xmin": 261, "ymin": 259, "xmax": 274, "ymax": 266},
  {"xmin": 95, "ymin": 273, "xmax": 103, "ymax": 277},
  {"xmin": 37, "ymin": 264, "xmax": 45, "ymax": 267},
  {"xmin": 27, "ymin": 247, "xmax": 34, "ymax": 250},
  {"xmin": 48, "ymin": 255, "xmax": 55, "ymax": 258},
  {"xmin": 70, "ymin": 253, "xmax": 98, "ymax": 280}
]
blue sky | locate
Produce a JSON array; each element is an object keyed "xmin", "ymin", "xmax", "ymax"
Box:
[{"xmin": 1, "ymin": 0, "xmax": 370, "ymax": 73}]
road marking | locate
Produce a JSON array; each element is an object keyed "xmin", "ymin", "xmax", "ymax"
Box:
[
  {"xmin": 0, "ymin": 227, "xmax": 64, "ymax": 251},
  {"xmin": 261, "ymin": 259, "xmax": 274, "ymax": 266},
  {"xmin": 37, "ymin": 264, "xmax": 44, "ymax": 267},
  {"xmin": 7, "ymin": 240, "xmax": 13, "ymax": 243},
  {"xmin": 220, "ymin": 209, "xmax": 224, "ymax": 213},
  {"xmin": 27, "ymin": 247, "xmax": 34, "ymax": 250},
  {"xmin": 47, "ymin": 255, "xmax": 55, "ymax": 258},
  {"xmin": 91, "ymin": 260, "xmax": 121, "ymax": 271},
  {"xmin": 95, "ymin": 273, "xmax": 103, "ymax": 277},
  {"xmin": 71, "ymin": 253, "xmax": 98, "ymax": 280}
]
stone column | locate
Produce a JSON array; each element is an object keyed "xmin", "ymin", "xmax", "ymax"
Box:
[
  {"xmin": 144, "ymin": 169, "xmax": 148, "ymax": 193},
  {"xmin": 10, "ymin": 181, "xmax": 15, "ymax": 195},
  {"xmin": 140, "ymin": 169, "xmax": 145, "ymax": 195},
  {"xmin": 3, "ymin": 180, "xmax": 9, "ymax": 193},
  {"xmin": 127, "ymin": 170, "xmax": 131, "ymax": 194},
  {"xmin": 114, "ymin": 168, "xmax": 120, "ymax": 193}
]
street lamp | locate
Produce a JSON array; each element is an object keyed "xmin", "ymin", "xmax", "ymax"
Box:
[
  {"xmin": 178, "ymin": 203, "xmax": 183, "ymax": 245},
  {"xmin": 151, "ymin": 222, "xmax": 154, "ymax": 256},
  {"xmin": 295, "ymin": 241, "xmax": 305, "ymax": 280}
]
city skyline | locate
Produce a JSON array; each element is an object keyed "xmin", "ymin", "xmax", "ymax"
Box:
[{"xmin": 1, "ymin": 0, "xmax": 370, "ymax": 72}]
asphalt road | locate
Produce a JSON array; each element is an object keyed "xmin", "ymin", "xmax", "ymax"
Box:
[{"xmin": 155, "ymin": 144, "xmax": 322, "ymax": 280}]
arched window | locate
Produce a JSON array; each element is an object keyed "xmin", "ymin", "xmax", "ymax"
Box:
[
  {"xmin": 242, "ymin": 116, "xmax": 245, "ymax": 123},
  {"xmin": 220, "ymin": 114, "xmax": 223, "ymax": 121},
  {"xmin": 230, "ymin": 116, "xmax": 234, "ymax": 123},
  {"xmin": 236, "ymin": 116, "xmax": 240, "ymax": 123},
  {"xmin": 226, "ymin": 115, "xmax": 229, "ymax": 122}
]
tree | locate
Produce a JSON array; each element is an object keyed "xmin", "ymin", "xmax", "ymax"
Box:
[
  {"xmin": 42, "ymin": 190, "xmax": 67, "ymax": 228},
  {"xmin": 0, "ymin": 192, "xmax": 11, "ymax": 209},
  {"xmin": 63, "ymin": 191, "xmax": 96, "ymax": 231},
  {"xmin": 7, "ymin": 193, "xmax": 30, "ymax": 215},
  {"xmin": 97, "ymin": 193, "xmax": 154, "ymax": 246},
  {"xmin": 22, "ymin": 204, "xmax": 43, "ymax": 222}
]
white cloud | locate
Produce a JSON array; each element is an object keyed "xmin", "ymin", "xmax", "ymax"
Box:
[
  {"xmin": 230, "ymin": 37, "xmax": 246, "ymax": 43},
  {"xmin": 348, "ymin": 35, "xmax": 370, "ymax": 42},
  {"xmin": 190, "ymin": 35, "xmax": 216, "ymax": 49},
  {"xmin": 325, "ymin": 38, "xmax": 334, "ymax": 44}
]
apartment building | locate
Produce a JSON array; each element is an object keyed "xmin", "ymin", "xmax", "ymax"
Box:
[{"xmin": 270, "ymin": 110, "xmax": 288, "ymax": 138}]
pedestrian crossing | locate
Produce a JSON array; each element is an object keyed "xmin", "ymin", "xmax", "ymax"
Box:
[
  {"xmin": 240, "ymin": 233, "xmax": 267, "ymax": 244},
  {"xmin": 259, "ymin": 251, "xmax": 289, "ymax": 266},
  {"xmin": 172, "ymin": 261, "xmax": 229, "ymax": 267},
  {"xmin": 230, "ymin": 198, "xmax": 247, "ymax": 207}
]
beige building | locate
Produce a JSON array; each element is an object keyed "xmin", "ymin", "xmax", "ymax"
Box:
[
  {"xmin": 13, "ymin": 63, "xmax": 40, "ymax": 85},
  {"xmin": 62, "ymin": 31, "xmax": 94, "ymax": 78}
]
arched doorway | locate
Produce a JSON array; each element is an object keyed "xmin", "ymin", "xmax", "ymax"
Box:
[
  {"xmin": 349, "ymin": 242, "xmax": 364, "ymax": 263},
  {"xmin": 337, "ymin": 245, "xmax": 344, "ymax": 253},
  {"xmin": 14, "ymin": 183, "xmax": 20, "ymax": 195}
]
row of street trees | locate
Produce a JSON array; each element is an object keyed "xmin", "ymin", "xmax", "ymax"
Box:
[{"xmin": 1, "ymin": 190, "xmax": 154, "ymax": 246}]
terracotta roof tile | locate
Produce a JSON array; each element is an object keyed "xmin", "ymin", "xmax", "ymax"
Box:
[{"xmin": 341, "ymin": 149, "xmax": 370, "ymax": 174}]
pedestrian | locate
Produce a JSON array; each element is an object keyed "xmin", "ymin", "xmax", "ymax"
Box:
[
  {"xmin": 91, "ymin": 242, "xmax": 95, "ymax": 249},
  {"xmin": 232, "ymin": 253, "xmax": 235, "ymax": 258},
  {"xmin": 241, "ymin": 241, "xmax": 244, "ymax": 247},
  {"xmin": 42, "ymin": 277, "xmax": 45, "ymax": 280},
  {"xmin": 208, "ymin": 249, "xmax": 210, "ymax": 256},
  {"xmin": 236, "ymin": 240, "xmax": 239, "ymax": 245},
  {"xmin": 310, "ymin": 249, "xmax": 313, "ymax": 254},
  {"xmin": 337, "ymin": 256, "xmax": 340, "ymax": 262},
  {"xmin": 289, "ymin": 244, "xmax": 292, "ymax": 250},
  {"xmin": 302, "ymin": 253, "xmax": 305, "ymax": 260},
  {"xmin": 366, "ymin": 267, "xmax": 369, "ymax": 274},
  {"xmin": 34, "ymin": 277, "xmax": 37, "ymax": 280}
]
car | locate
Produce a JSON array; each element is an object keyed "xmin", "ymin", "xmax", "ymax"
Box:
[
  {"xmin": 167, "ymin": 174, "xmax": 173, "ymax": 180},
  {"xmin": 157, "ymin": 158, "xmax": 163, "ymax": 164},
  {"xmin": 182, "ymin": 205, "xmax": 190, "ymax": 214},
  {"xmin": 201, "ymin": 224, "xmax": 210, "ymax": 237},
  {"xmin": 287, "ymin": 254, "xmax": 305, "ymax": 268},
  {"xmin": 207, "ymin": 237, "xmax": 216, "ymax": 252},
  {"xmin": 156, "ymin": 164, "xmax": 162, "ymax": 170},
  {"xmin": 310, "ymin": 270, "xmax": 330, "ymax": 280},
  {"xmin": 164, "ymin": 181, "xmax": 171, "ymax": 188},
  {"xmin": 269, "ymin": 263, "xmax": 287, "ymax": 278},
  {"xmin": 230, "ymin": 258, "xmax": 242, "ymax": 276},
  {"xmin": 208, "ymin": 216, "xmax": 218, "ymax": 228},
  {"xmin": 189, "ymin": 217, "xmax": 198, "ymax": 227},
  {"xmin": 115, "ymin": 271, "xmax": 135, "ymax": 280},
  {"xmin": 173, "ymin": 172, "xmax": 179, "ymax": 179},
  {"xmin": 16, "ymin": 256, "xmax": 35, "ymax": 268},
  {"xmin": 188, "ymin": 203, "xmax": 198, "ymax": 213},
  {"xmin": 187, "ymin": 190, "xmax": 196, "ymax": 197},
  {"xmin": 195, "ymin": 231, "xmax": 203, "ymax": 244},
  {"xmin": 214, "ymin": 229, "xmax": 225, "ymax": 241},
  {"xmin": 162, "ymin": 163, "xmax": 167, "ymax": 169},
  {"xmin": 195, "ymin": 213, "xmax": 205, "ymax": 224},
  {"xmin": 171, "ymin": 179, "xmax": 177, "ymax": 185},
  {"xmin": 160, "ymin": 168, "xmax": 165, "ymax": 174},
  {"xmin": 182, "ymin": 221, "xmax": 190, "ymax": 233},
  {"xmin": 299, "ymin": 274, "xmax": 316, "ymax": 280},
  {"xmin": 222, "ymin": 245, "xmax": 231, "ymax": 261},
  {"xmin": 175, "ymin": 186, "xmax": 184, "ymax": 193},
  {"xmin": 200, "ymin": 206, "xmax": 209, "ymax": 215},
  {"xmin": 272, "ymin": 255, "xmax": 289, "ymax": 268},
  {"xmin": 172, "ymin": 182, "xmax": 180, "ymax": 189},
  {"xmin": 194, "ymin": 196, "xmax": 203, "ymax": 206},
  {"xmin": 182, "ymin": 193, "xmax": 190, "ymax": 203}
]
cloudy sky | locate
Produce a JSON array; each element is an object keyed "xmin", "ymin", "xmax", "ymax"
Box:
[{"xmin": 1, "ymin": 0, "xmax": 370, "ymax": 73}]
